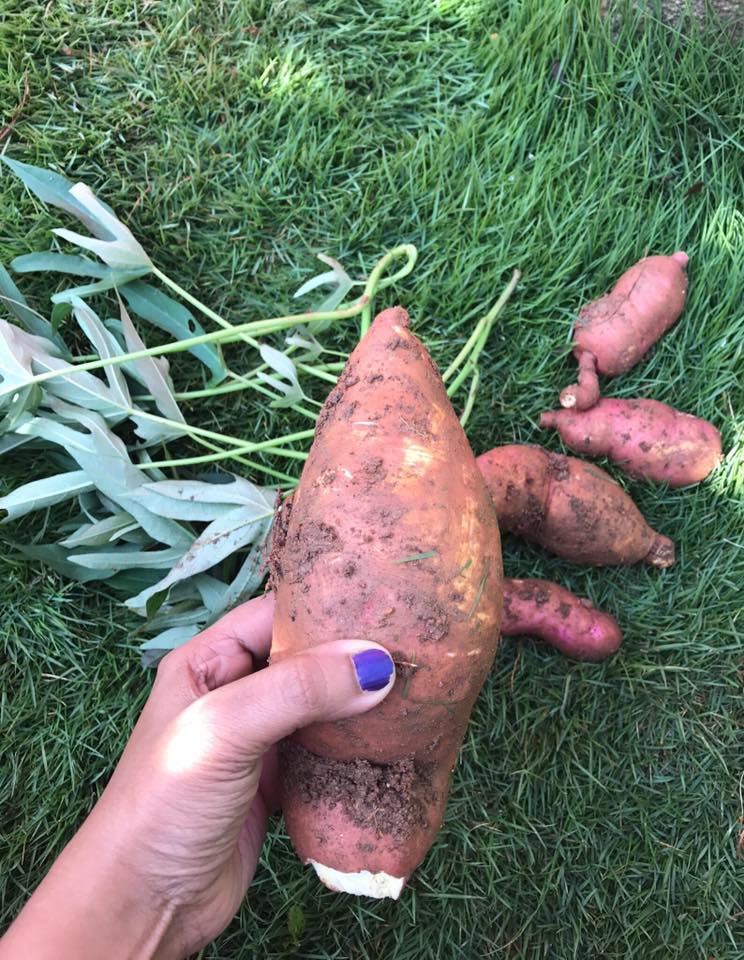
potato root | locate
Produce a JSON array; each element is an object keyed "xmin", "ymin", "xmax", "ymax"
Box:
[
  {"xmin": 476, "ymin": 444, "xmax": 675, "ymax": 567},
  {"xmin": 541, "ymin": 398, "xmax": 722, "ymax": 487},
  {"xmin": 560, "ymin": 252, "xmax": 689, "ymax": 410},
  {"xmin": 502, "ymin": 577, "xmax": 622, "ymax": 661},
  {"xmin": 271, "ymin": 306, "xmax": 503, "ymax": 897}
]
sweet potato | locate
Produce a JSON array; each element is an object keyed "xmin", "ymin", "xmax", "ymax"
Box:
[
  {"xmin": 271, "ymin": 306, "xmax": 503, "ymax": 898},
  {"xmin": 540, "ymin": 398, "xmax": 722, "ymax": 487},
  {"xmin": 502, "ymin": 578, "xmax": 622, "ymax": 661},
  {"xmin": 559, "ymin": 252, "xmax": 689, "ymax": 410},
  {"xmin": 476, "ymin": 444, "xmax": 675, "ymax": 567}
]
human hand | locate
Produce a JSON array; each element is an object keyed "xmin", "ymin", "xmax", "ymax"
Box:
[{"xmin": 0, "ymin": 593, "xmax": 395, "ymax": 959}]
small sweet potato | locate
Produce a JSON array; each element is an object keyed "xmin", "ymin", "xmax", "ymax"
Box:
[
  {"xmin": 476, "ymin": 444, "xmax": 675, "ymax": 567},
  {"xmin": 541, "ymin": 398, "xmax": 722, "ymax": 487},
  {"xmin": 272, "ymin": 306, "xmax": 503, "ymax": 898},
  {"xmin": 502, "ymin": 577, "xmax": 622, "ymax": 661},
  {"xmin": 560, "ymin": 252, "xmax": 689, "ymax": 410}
]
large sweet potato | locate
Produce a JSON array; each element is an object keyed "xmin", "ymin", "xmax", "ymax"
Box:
[
  {"xmin": 476, "ymin": 444, "xmax": 675, "ymax": 567},
  {"xmin": 560, "ymin": 252, "xmax": 689, "ymax": 410},
  {"xmin": 502, "ymin": 577, "xmax": 622, "ymax": 661},
  {"xmin": 541, "ymin": 398, "xmax": 722, "ymax": 487},
  {"xmin": 271, "ymin": 306, "xmax": 503, "ymax": 898}
]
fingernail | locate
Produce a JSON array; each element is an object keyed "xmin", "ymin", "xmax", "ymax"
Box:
[{"xmin": 351, "ymin": 648, "xmax": 395, "ymax": 692}]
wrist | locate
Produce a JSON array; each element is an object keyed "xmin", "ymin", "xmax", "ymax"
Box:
[{"xmin": 1, "ymin": 821, "xmax": 185, "ymax": 960}]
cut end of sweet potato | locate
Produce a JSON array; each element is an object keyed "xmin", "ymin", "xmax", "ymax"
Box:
[
  {"xmin": 645, "ymin": 533, "xmax": 676, "ymax": 569},
  {"xmin": 309, "ymin": 861, "xmax": 406, "ymax": 899}
]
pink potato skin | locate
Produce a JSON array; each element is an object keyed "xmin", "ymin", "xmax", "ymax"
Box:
[
  {"xmin": 560, "ymin": 252, "xmax": 689, "ymax": 411},
  {"xmin": 272, "ymin": 305, "xmax": 502, "ymax": 889},
  {"xmin": 476, "ymin": 444, "xmax": 675, "ymax": 568},
  {"xmin": 502, "ymin": 578, "xmax": 622, "ymax": 661},
  {"xmin": 540, "ymin": 398, "xmax": 722, "ymax": 487}
]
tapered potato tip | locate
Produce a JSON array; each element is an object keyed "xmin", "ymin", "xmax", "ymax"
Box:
[
  {"xmin": 672, "ymin": 251, "xmax": 689, "ymax": 268},
  {"xmin": 645, "ymin": 534, "xmax": 676, "ymax": 568},
  {"xmin": 559, "ymin": 350, "xmax": 600, "ymax": 410}
]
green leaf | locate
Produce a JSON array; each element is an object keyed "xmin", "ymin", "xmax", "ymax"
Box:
[
  {"xmin": 121, "ymin": 281, "xmax": 226, "ymax": 383},
  {"xmin": 293, "ymin": 253, "xmax": 353, "ymax": 310},
  {"xmin": 50, "ymin": 271, "xmax": 151, "ymax": 304},
  {"xmin": 0, "ymin": 470, "xmax": 94, "ymax": 521},
  {"xmin": 138, "ymin": 489, "xmax": 237, "ymax": 523},
  {"xmin": 143, "ymin": 477, "xmax": 275, "ymax": 511},
  {"xmin": 71, "ymin": 299, "xmax": 131, "ymax": 410},
  {"xmin": 9, "ymin": 541, "xmax": 115, "ymax": 582},
  {"xmin": 118, "ymin": 298, "xmax": 185, "ymax": 428},
  {"xmin": 1, "ymin": 157, "xmax": 118, "ymax": 239},
  {"xmin": 0, "ymin": 434, "xmax": 31, "ymax": 456},
  {"xmin": 59, "ymin": 512, "xmax": 138, "ymax": 548},
  {"xmin": 0, "ymin": 383, "xmax": 42, "ymax": 433},
  {"xmin": 125, "ymin": 507, "xmax": 273, "ymax": 613},
  {"xmin": 0, "ymin": 263, "xmax": 59, "ymax": 343},
  {"xmin": 143, "ymin": 602, "xmax": 210, "ymax": 635},
  {"xmin": 0, "ymin": 318, "xmax": 123, "ymax": 417},
  {"xmin": 208, "ymin": 534, "xmax": 269, "ymax": 620},
  {"xmin": 51, "ymin": 300, "xmax": 73, "ymax": 335},
  {"xmin": 17, "ymin": 409, "xmax": 192, "ymax": 548},
  {"xmin": 105, "ymin": 567, "xmax": 164, "ymax": 596},
  {"xmin": 71, "ymin": 545, "xmax": 186, "ymax": 571},
  {"xmin": 51, "ymin": 182, "xmax": 152, "ymax": 271},
  {"xmin": 139, "ymin": 625, "xmax": 201, "ymax": 652},
  {"xmin": 257, "ymin": 343, "xmax": 303, "ymax": 407},
  {"xmin": 11, "ymin": 252, "xmax": 110, "ymax": 278},
  {"xmin": 193, "ymin": 574, "xmax": 230, "ymax": 614},
  {"xmin": 285, "ymin": 329, "xmax": 323, "ymax": 362}
]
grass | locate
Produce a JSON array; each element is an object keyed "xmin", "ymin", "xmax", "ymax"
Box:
[{"xmin": 1, "ymin": 1, "xmax": 743, "ymax": 957}]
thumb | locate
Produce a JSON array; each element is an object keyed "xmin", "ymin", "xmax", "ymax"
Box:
[{"xmin": 196, "ymin": 641, "xmax": 395, "ymax": 764}]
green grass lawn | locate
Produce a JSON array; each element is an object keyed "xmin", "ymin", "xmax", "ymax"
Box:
[{"xmin": 2, "ymin": 1, "xmax": 743, "ymax": 957}]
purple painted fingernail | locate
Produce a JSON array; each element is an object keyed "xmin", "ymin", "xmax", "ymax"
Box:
[{"xmin": 352, "ymin": 648, "xmax": 394, "ymax": 692}]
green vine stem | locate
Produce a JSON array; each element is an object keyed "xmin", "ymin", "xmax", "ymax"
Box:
[
  {"xmin": 445, "ymin": 269, "xmax": 521, "ymax": 397},
  {"xmin": 358, "ymin": 244, "xmax": 418, "ymax": 336},
  {"xmin": 141, "ymin": 428, "xmax": 315, "ymax": 471},
  {"xmin": 459, "ymin": 368, "xmax": 479, "ymax": 428}
]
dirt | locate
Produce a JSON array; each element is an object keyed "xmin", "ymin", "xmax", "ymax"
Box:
[
  {"xmin": 390, "ymin": 650, "xmax": 419, "ymax": 681},
  {"xmin": 283, "ymin": 519, "xmax": 342, "ymax": 584},
  {"xmin": 362, "ymin": 457, "xmax": 387, "ymax": 486},
  {"xmin": 567, "ymin": 495, "xmax": 599, "ymax": 536},
  {"xmin": 386, "ymin": 336, "xmax": 414, "ymax": 351},
  {"xmin": 397, "ymin": 591, "xmax": 450, "ymax": 642},
  {"xmin": 267, "ymin": 494, "xmax": 292, "ymax": 589},
  {"xmin": 511, "ymin": 491, "xmax": 547, "ymax": 538},
  {"xmin": 515, "ymin": 581, "xmax": 550, "ymax": 606},
  {"xmin": 546, "ymin": 453, "xmax": 570, "ymax": 481},
  {"xmin": 281, "ymin": 741, "xmax": 437, "ymax": 841}
]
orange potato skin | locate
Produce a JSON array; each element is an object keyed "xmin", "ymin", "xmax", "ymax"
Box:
[
  {"xmin": 477, "ymin": 444, "xmax": 675, "ymax": 568},
  {"xmin": 560, "ymin": 253, "xmax": 688, "ymax": 411},
  {"xmin": 271, "ymin": 306, "xmax": 502, "ymax": 887},
  {"xmin": 541, "ymin": 398, "xmax": 722, "ymax": 487},
  {"xmin": 502, "ymin": 577, "xmax": 622, "ymax": 661},
  {"xmin": 271, "ymin": 306, "xmax": 502, "ymax": 762}
]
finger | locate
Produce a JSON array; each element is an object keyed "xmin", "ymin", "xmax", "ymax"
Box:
[
  {"xmin": 196, "ymin": 640, "xmax": 395, "ymax": 766},
  {"xmin": 141, "ymin": 593, "xmax": 275, "ymax": 733}
]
